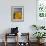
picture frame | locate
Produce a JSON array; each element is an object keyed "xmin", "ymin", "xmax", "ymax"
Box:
[{"xmin": 11, "ymin": 6, "xmax": 24, "ymax": 22}]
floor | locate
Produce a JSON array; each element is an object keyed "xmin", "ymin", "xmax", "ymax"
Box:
[{"xmin": 0, "ymin": 42, "xmax": 46, "ymax": 46}]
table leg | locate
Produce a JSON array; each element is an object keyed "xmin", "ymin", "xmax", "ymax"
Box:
[
  {"xmin": 16, "ymin": 34, "xmax": 18, "ymax": 46},
  {"xmin": 5, "ymin": 34, "xmax": 7, "ymax": 46}
]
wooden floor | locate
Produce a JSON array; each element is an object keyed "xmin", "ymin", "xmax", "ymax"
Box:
[{"xmin": 0, "ymin": 42, "xmax": 46, "ymax": 46}]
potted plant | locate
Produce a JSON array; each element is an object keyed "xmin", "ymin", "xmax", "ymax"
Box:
[
  {"xmin": 33, "ymin": 32, "xmax": 46, "ymax": 43},
  {"xmin": 32, "ymin": 25, "xmax": 39, "ymax": 30},
  {"xmin": 32, "ymin": 25, "xmax": 45, "ymax": 30},
  {"xmin": 40, "ymin": 26, "xmax": 45, "ymax": 29}
]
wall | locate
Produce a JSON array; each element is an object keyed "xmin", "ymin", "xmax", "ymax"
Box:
[{"xmin": 0, "ymin": 0, "xmax": 36, "ymax": 42}]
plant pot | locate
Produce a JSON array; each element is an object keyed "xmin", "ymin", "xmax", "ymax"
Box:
[
  {"xmin": 37, "ymin": 39, "xmax": 44, "ymax": 44},
  {"xmin": 37, "ymin": 39, "xmax": 40, "ymax": 43},
  {"xmin": 40, "ymin": 38, "xmax": 45, "ymax": 43}
]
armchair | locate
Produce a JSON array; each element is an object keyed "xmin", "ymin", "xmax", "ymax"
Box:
[{"xmin": 4, "ymin": 27, "xmax": 19, "ymax": 46}]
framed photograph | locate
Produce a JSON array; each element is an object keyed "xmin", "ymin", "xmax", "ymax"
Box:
[{"xmin": 11, "ymin": 6, "xmax": 24, "ymax": 22}]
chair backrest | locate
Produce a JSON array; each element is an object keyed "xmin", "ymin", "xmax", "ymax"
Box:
[{"xmin": 11, "ymin": 27, "xmax": 18, "ymax": 34}]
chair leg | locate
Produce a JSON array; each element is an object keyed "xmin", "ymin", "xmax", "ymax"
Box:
[
  {"xmin": 15, "ymin": 34, "xmax": 18, "ymax": 46},
  {"xmin": 5, "ymin": 33, "xmax": 7, "ymax": 46},
  {"xmin": 4, "ymin": 40, "xmax": 7, "ymax": 46},
  {"xmin": 16, "ymin": 35, "xmax": 18, "ymax": 46}
]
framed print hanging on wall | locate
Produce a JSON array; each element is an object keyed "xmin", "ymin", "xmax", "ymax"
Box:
[{"xmin": 11, "ymin": 6, "xmax": 24, "ymax": 22}]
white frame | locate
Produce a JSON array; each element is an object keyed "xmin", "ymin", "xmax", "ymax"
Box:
[{"xmin": 11, "ymin": 6, "xmax": 24, "ymax": 22}]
